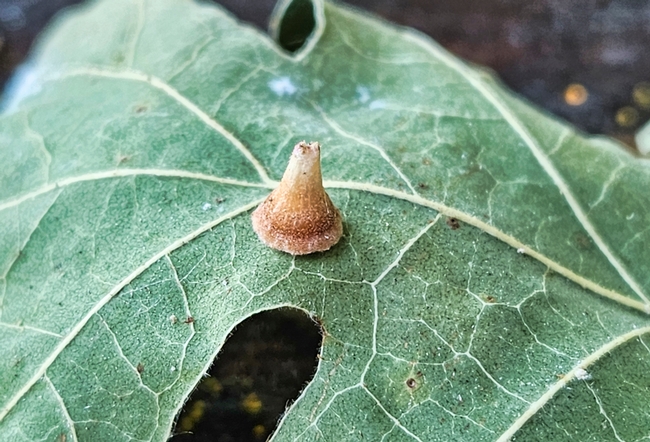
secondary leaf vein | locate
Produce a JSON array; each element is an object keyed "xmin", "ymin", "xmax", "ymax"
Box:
[
  {"xmin": 0, "ymin": 199, "xmax": 263, "ymax": 422},
  {"xmin": 400, "ymin": 30, "xmax": 649, "ymax": 306}
]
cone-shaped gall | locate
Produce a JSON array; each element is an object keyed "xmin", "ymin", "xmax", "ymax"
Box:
[{"xmin": 251, "ymin": 141, "xmax": 343, "ymax": 255}]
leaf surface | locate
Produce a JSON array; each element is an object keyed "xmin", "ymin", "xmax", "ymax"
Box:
[{"xmin": 1, "ymin": 0, "xmax": 649, "ymax": 440}]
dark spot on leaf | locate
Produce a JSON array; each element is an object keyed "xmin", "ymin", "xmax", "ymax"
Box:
[
  {"xmin": 134, "ymin": 104, "xmax": 148, "ymax": 113},
  {"xmin": 574, "ymin": 232, "xmax": 593, "ymax": 250},
  {"xmin": 184, "ymin": 316, "xmax": 194, "ymax": 324},
  {"xmin": 446, "ymin": 217, "xmax": 460, "ymax": 230},
  {"xmin": 406, "ymin": 378, "xmax": 417, "ymax": 389},
  {"xmin": 215, "ymin": 197, "xmax": 226, "ymax": 204},
  {"xmin": 418, "ymin": 182, "xmax": 429, "ymax": 189},
  {"xmin": 137, "ymin": 363, "xmax": 144, "ymax": 374},
  {"xmin": 485, "ymin": 295, "xmax": 496, "ymax": 303}
]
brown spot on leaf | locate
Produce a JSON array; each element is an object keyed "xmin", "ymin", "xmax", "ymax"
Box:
[
  {"xmin": 446, "ymin": 217, "xmax": 461, "ymax": 230},
  {"xmin": 574, "ymin": 233, "xmax": 593, "ymax": 250}
]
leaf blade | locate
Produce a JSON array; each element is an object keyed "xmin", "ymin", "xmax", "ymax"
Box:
[{"xmin": 1, "ymin": 0, "xmax": 649, "ymax": 441}]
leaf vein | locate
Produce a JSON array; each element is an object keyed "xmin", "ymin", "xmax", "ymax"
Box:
[
  {"xmin": 58, "ymin": 66, "xmax": 275, "ymax": 185},
  {"xmin": 0, "ymin": 169, "xmax": 272, "ymax": 213},
  {"xmin": 0, "ymin": 199, "xmax": 263, "ymax": 422},
  {"xmin": 400, "ymin": 30, "xmax": 649, "ymax": 305},
  {"xmin": 325, "ymin": 180, "xmax": 650, "ymax": 314},
  {"xmin": 310, "ymin": 102, "xmax": 419, "ymax": 195},
  {"xmin": 496, "ymin": 326, "xmax": 650, "ymax": 441},
  {"xmin": 125, "ymin": 0, "xmax": 145, "ymax": 68},
  {"xmin": 43, "ymin": 374, "xmax": 79, "ymax": 442}
]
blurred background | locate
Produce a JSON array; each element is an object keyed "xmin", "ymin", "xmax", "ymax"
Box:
[
  {"xmin": 1, "ymin": 0, "xmax": 648, "ymax": 440},
  {"xmin": 1, "ymin": 0, "xmax": 649, "ymax": 149}
]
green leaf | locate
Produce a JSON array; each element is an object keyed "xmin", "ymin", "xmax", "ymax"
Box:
[{"xmin": 1, "ymin": 0, "xmax": 650, "ymax": 440}]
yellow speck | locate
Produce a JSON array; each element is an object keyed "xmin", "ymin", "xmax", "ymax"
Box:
[
  {"xmin": 252, "ymin": 424, "xmax": 267, "ymax": 440},
  {"xmin": 633, "ymin": 82, "xmax": 650, "ymax": 109},
  {"xmin": 178, "ymin": 400, "xmax": 206, "ymax": 431},
  {"xmin": 615, "ymin": 106, "xmax": 639, "ymax": 127},
  {"xmin": 199, "ymin": 377, "xmax": 222, "ymax": 396},
  {"xmin": 564, "ymin": 83, "xmax": 589, "ymax": 106},
  {"xmin": 241, "ymin": 392, "xmax": 263, "ymax": 415}
]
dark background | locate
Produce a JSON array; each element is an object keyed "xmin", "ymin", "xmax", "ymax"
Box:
[
  {"xmin": 1, "ymin": 0, "xmax": 649, "ymax": 149},
  {"xmin": 1, "ymin": 0, "xmax": 649, "ymax": 440}
]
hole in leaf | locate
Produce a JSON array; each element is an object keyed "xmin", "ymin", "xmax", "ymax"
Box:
[
  {"xmin": 446, "ymin": 217, "xmax": 460, "ymax": 230},
  {"xmin": 275, "ymin": 0, "xmax": 317, "ymax": 52},
  {"xmin": 171, "ymin": 308, "xmax": 322, "ymax": 442}
]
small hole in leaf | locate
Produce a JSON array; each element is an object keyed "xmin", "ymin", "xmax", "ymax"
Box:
[
  {"xmin": 276, "ymin": 0, "xmax": 316, "ymax": 52},
  {"xmin": 172, "ymin": 308, "xmax": 322, "ymax": 442},
  {"xmin": 446, "ymin": 217, "xmax": 460, "ymax": 230}
]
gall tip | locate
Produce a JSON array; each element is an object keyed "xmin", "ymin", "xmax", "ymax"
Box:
[{"xmin": 251, "ymin": 141, "xmax": 343, "ymax": 255}]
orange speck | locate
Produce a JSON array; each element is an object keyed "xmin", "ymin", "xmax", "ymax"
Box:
[
  {"xmin": 241, "ymin": 392, "xmax": 263, "ymax": 415},
  {"xmin": 178, "ymin": 400, "xmax": 206, "ymax": 431},
  {"xmin": 564, "ymin": 84, "xmax": 588, "ymax": 106}
]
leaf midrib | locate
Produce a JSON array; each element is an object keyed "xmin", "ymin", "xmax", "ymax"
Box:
[
  {"xmin": 2, "ymin": 161, "xmax": 644, "ymax": 311},
  {"xmin": 3, "ymin": 59, "xmax": 648, "ymax": 313}
]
